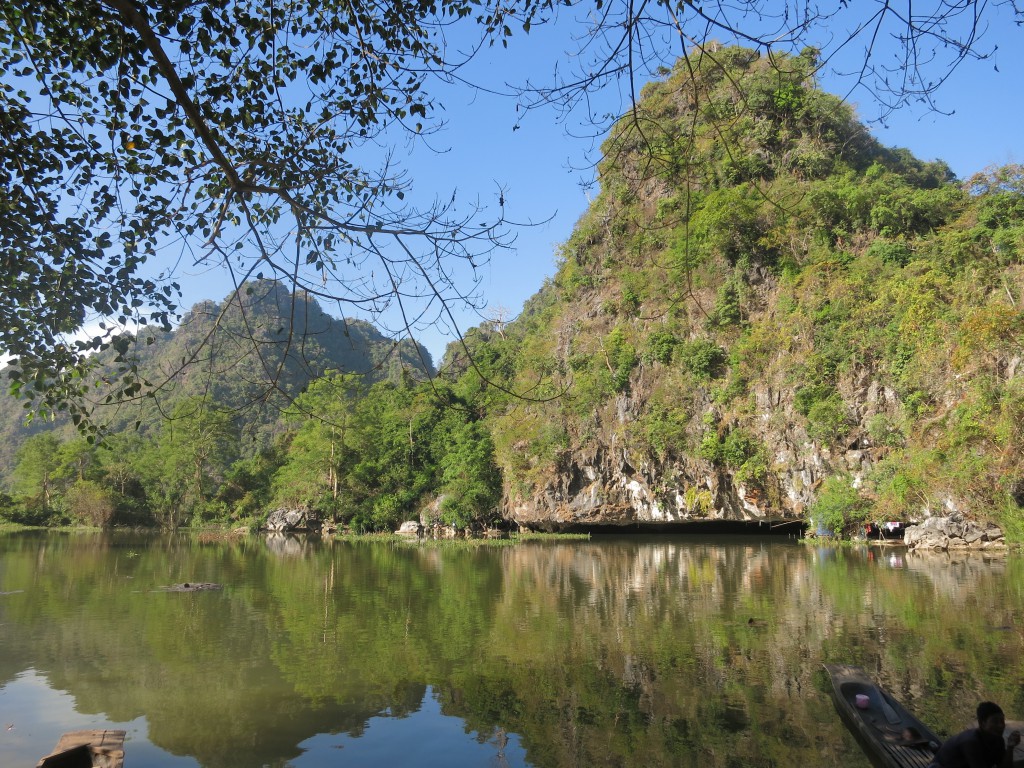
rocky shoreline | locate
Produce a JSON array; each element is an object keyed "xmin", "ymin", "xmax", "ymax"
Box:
[{"xmin": 904, "ymin": 512, "xmax": 1008, "ymax": 552}]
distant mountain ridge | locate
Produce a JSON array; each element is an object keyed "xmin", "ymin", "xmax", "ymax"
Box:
[{"xmin": 0, "ymin": 280, "xmax": 433, "ymax": 480}]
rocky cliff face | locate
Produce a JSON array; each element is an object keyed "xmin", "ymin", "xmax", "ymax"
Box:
[
  {"xmin": 476, "ymin": 49, "xmax": 1024, "ymax": 535},
  {"xmin": 506, "ymin": 330, "xmax": 1024, "ymax": 530},
  {"xmin": 506, "ymin": 352, "xmax": 895, "ymax": 530},
  {"xmin": 506, "ymin": 381, "xmax": 1007, "ymax": 532},
  {"xmin": 507, "ymin": 326, "xmax": 1024, "ymax": 531}
]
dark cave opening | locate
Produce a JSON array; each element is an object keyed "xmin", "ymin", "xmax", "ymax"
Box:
[{"xmin": 524, "ymin": 519, "xmax": 808, "ymax": 537}]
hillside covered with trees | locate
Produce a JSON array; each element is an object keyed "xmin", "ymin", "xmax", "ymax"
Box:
[
  {"xmin": 2, "ymin": 49, "xmax": 1022, "ymax": 538},
  {"xmin": 0, "ymin": 280, "xmax": 447, "ymax": 529},
  {"xmin": 466, "ymin": 48, "xmax": 1024, "ymax": 538}
]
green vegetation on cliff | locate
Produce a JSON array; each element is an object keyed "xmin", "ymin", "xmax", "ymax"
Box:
[{"xmin": 455, "ymin": 48, "xmax": 1024, "ymax": 537}]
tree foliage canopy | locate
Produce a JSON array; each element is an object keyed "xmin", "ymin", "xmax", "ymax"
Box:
[
  {"xmin": 1, "ymin": 0, "xmax": 546, "ymax": 420},
  {"xmin": 2, "ymin": 0, "xmax": 1019, "ymax": 422}
]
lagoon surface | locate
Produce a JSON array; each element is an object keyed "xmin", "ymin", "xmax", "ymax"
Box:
[{"xmin": 0, "ymin": 532, "xmax": 1021, "ymax": 767}]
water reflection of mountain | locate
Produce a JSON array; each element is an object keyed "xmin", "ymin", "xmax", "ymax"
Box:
[{"xmin": 1, "ymin": 532, "xmax": 1021, "ymax": 768}]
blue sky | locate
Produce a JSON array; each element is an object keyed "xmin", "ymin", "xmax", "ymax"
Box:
[{"xmin": 161, "ymin": 5, "xmax": 1024, "ymax": 365}]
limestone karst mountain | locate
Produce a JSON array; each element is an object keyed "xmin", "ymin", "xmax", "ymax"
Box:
[{"xmin": 445, "ymin": 47, "xmax": 1024, "ymax": 532}]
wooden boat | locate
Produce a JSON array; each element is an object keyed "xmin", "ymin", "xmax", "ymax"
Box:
[
  {"xmin": 825, "ymin": 664, "xmax": 941, "ymax": 768},
  {"xmin": 36, "ymin": 729, "xmax": 125, "ymax": 768}
]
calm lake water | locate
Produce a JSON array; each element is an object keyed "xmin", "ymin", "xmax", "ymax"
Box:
[{"xmin": 0, "ymin": 531, "xmax": 1021, "ymax": 767}]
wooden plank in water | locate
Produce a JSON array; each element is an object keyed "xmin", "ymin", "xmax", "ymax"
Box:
[{"xmin": 36, "ymin": 729, "xmax": 125, "ymax": 768}]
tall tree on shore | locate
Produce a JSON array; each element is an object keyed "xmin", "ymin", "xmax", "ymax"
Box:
[
  {"xmin": 135, "ymin": 397, "xmax": 239, "ymax": 526},
  {"xmin": 11, "ymin": 433, "xmax": 62, "ymax": 510},
  {"xmin": 272, "ymin": 373, "xmax": 365, "ymax": 518}
]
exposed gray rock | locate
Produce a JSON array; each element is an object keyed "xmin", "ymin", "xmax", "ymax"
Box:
[
  {"xmin": 904, "ymin": 513, "xmax": 1006, "ymax": 552},
  {"xmin": 501, "ymin": 361, "xmax": 1007, "ymax": 536},
  {"xmin": 397, "ymin": 520, "xmax": 423, "ymax": 537},
  {"xmin": 265, "ymin": 508, "xmax": 316, "ymax": 532},
  {"xmin": 418, "ymin": 495, "xmax": 449, "ymax": 527}
]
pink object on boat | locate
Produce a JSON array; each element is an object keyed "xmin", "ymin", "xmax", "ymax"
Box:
[{"xmin": 855, "ymin": 694, "xmax": 870, "ymax": 709}]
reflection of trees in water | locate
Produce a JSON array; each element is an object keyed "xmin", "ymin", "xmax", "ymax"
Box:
[
  {"xmin": 477, "ymin": 539, "xmax": 835, "ymax": 764},
  {"xmin": 904, "ymin": 550, "xmax": 1008, "ymax": 598},
  {"xmin": 0, "ymin": 534, "xmax": 1021, "ymax": 767},
  {"xmin": 477, "ymin": 539, "xmax": 1024, "ymax": 765}
]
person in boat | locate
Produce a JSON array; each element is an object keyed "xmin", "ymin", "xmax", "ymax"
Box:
[{"xmin": 929, "ymin": 701, "xmax": 1021, "ymax": 768}]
